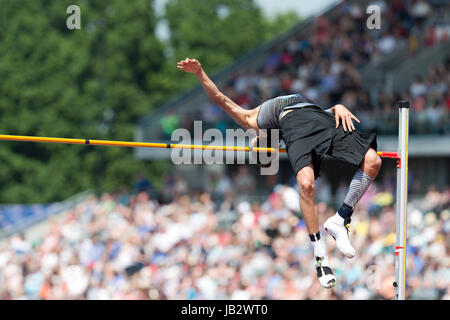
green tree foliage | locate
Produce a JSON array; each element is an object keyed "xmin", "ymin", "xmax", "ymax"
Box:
[
  {"xmin": 0, "ymin": 0, "xmax": 168, "ymax": 203},
  {"xmin": 0, "ymin": 0, "xmax": 300, "ymax": 203},
  {"xmin": 163, "ymin": 0, "xmax": 300, "ymax": 91},
  {"xmin": 166, "ymin": 0, "xmax": 267, "ymax": 67},
  {"xmin": 264, "ymin": 11, "xmax": 301, "ymax": 40},
  {"xmin": 165, "ymin": 0, "xmax": 267, "ymax": 90}
]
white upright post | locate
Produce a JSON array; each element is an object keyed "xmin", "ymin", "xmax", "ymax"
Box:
[{"xmin": 394, "ymin": 101, "xmax": 409, "ymax": 300}]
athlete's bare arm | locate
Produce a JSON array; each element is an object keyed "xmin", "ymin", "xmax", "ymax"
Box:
[
  {"xmin": 177, "ymin": 58, "xmax": 258, "ymax": 130},
  {"xmin": 178, "ymin": 58, "xmax": 360, "ymax": 132}
]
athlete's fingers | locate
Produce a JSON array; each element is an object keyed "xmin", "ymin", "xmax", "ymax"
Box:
[
  {"xmin": 351, "ymin": 114, "xmax": 361, "ymax": 123},
  {"xmin": 341, "ymin": 116, "xmax": 348, "ymax": 132},
  {"xmin": 347, "ymin": 116, "xmax": 355, "ymax": 132},
  {"xmin": 344, "ymin": 115, "xmax": 353, "ymax": 132},
  {"xmin": 335, "ymin": 114, "xmax": 339, "ymax": 128},
  {"xmin": 350, "ymin": 116, "xmax": 356, "ymax": 131},
  {"xmin": 346, "ymin": 117, "xmax": 352, "ymax": 132}
]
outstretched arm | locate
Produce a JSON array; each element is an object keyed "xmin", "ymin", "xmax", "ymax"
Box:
[{"xmin": 177, "ymin": 58, "xmax": 253, "ymax": 129}]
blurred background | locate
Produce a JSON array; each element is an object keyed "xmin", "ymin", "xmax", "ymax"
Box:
[{"xmin": 0, "ymin": 0, "xmax": 449, "ymax": 300}]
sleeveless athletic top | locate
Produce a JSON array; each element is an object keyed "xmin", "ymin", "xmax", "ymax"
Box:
[{"xmin": 256, "ymin": 93, "xmax": 322, "ymax": 130}]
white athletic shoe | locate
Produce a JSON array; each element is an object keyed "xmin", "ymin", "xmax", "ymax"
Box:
[
  {"xmin": 324, "ymin": 213, "xmax": 356, "ymax": 259},
  {"xmin": 315, "ymin": 256, "xmax": 336, "ymax": 288}
]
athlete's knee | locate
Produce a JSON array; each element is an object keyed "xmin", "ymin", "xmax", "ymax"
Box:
[
  {"xmin": 297, "ymin": 176, "xmax": 315, "ymax": 200},
  {"xmin": 369, "ymin": 150, "xmax": 382, "ymax": 171},
  {"xmin": 374, "ymin": 154, "xmax": 382, "ymax": 171},
  {"xmin": 364, "ymin": 149, "xmax": 382, "ymax": 173}
]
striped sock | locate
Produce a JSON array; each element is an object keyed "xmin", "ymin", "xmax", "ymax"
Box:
[{"xmin": 338, "ymin": 169, "xmax": 374, "ymax": 219}]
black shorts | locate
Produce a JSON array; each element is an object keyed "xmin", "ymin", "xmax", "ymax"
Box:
[{"xmin": 279, "ymin": 107, "xmax": 377, "ymax": 178}]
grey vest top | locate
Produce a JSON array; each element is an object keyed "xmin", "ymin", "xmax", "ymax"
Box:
[{"xmin": 256, "ymin": 93, "xmax": 320, "ymax": 129}]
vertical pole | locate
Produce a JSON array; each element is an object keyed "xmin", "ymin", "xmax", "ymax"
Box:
[{"xmin": 394, "ymin": 101, "xmax": 409, "ymax": 300}]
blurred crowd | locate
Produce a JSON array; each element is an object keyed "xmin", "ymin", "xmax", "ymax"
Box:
[
  {"xmin": 0, "ymin": 173, "xmax": 448, "ymax": 300},
  {"xmin": 358, "ymin": 59, "xmax": 450, "ymax": 135},
  {"xmin": 160, "ymin": 0, "xmax": 450, "ymax": 139}
]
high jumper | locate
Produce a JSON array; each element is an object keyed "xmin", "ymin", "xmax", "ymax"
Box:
[{"xmin": 178, "ymin": 57, "xmax": 382, "ymax": 288}]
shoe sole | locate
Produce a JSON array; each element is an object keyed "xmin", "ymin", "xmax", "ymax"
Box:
[
  {"xmin": 324, "ymin": 226, "xmax": 356, "ymax": 259},
  {"xmin": 320, "ymin": 278, "xmax": 336, "ymax": 289}
]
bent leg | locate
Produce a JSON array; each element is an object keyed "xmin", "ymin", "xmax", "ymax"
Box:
[
  {"xmin": 342, "ymin": 148, "xmax": 382, "ymax": 210},
  {"xmin": 325, "ymin": 148, "xmax": 382, "ymax": 258}
]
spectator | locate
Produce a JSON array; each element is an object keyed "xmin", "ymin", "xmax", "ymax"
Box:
[{"xmin": 0, "ymin": 176, "xmax": 447, "ymax": 300}]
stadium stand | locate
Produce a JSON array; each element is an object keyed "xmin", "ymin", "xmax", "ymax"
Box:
[{"xmin": 0, "ymin": 175, "xmax": 448, "ymax": 299}]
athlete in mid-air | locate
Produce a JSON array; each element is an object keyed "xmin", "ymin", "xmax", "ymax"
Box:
[{"xmin": 177, "ymin": 58, "xmax": 382, "ymax": 288}]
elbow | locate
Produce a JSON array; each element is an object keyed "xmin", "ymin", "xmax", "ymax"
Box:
[
  {"xmin": 239, "ymin": 111, "xmax": 256, "ymax": 130},
  {"xmin": 244, "ymin": 113, "xmax": 253, "ymax": 129}
]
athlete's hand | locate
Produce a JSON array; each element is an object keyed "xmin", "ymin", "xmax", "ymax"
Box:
[
  {"xmin": 332, "ymin": 104, "xmax": 360, "ymax": 132},
  {"xmin": 177, "ymin": 58, "xmax": 202, "ymax": 75}
]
